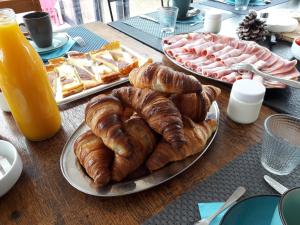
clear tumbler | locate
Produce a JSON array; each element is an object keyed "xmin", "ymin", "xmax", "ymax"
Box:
[
  {"xmin": 261, "ymin": 114, "xmax": 300, "ymax": 175},
  {"xmin": 159, "ymin": 6, "xmax": 178, "ymax": 34}
]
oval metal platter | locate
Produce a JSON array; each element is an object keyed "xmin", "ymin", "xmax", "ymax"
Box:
[
  {"xmin": 60, "ymin": 102, "xmax": 220, "ymax": 197},
  {"xmin": 162, "ymin": 38, "xmax": 287, "ymax": 89}
]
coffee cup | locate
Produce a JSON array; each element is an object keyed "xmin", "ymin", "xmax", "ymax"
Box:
[
  {"xmin": 270, "ymin": 187, "xmax": 300, "ymax": 225},
  {"xmin": 171, "ymin": 0, "xmax": 191, "ymax": 19},
  {"xmin": 21, "ymin": 11, "xmax": 53, "ymax": 48}
]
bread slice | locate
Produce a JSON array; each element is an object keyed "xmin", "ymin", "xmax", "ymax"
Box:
[
  {"xmin": 55, "ymin": 64, "xmax": 84, "ymax": 97},
  {"xmin": 67, "ymin": 54, "xmax": 102, "ymax": 89},
  {"xmin": 45, "ymin": 64, "xmax": 58, "ymax": 97},
  {"xmin": 91, "ymin": 63, "xmax": 120, "ymax": 83},
  {"xmin": 109, "ymin": 48, "xmax": 139, "ymax": 76}
]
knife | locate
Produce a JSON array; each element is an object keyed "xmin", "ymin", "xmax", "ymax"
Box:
[
  {"xmin": 264, "ymin": 175, "xmax": 289, "ymax": 195},
  {"xmin": 139, "ymin": 15, "xmax": 159, "ymax": 24}
]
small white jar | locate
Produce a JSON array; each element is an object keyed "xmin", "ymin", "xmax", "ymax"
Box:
[
  {"xmin": 204, "ymin": 12, "xmax": 222, "ymax": 33},
  {"xmin": 227, "ymin": 79, "xmax": 266, "ymax": 124}
]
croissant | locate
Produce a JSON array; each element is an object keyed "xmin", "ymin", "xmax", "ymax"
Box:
[
  {"xmin": 74, "ymin": 130, "xmax": 114, "ymax": 186},
  {"xmin": 129, "ymin": 62, "xmax": 202, "ymax": 94},
  {"xmin": 112, "ymin": 87, "xmax": 186, "ymax": 150},
  {"xmin": 112, "ymin": 116, "xmax": 157, "ymax": 181},
  {"xmin": 146, "ymin": 117, "xmax": 217, "ymax": 171},
  {"xmin": 85, "ymin": 94, "xmax": 133, "ymax": 157},
  {"xmin": 170, "ymin": 85, "xmax": 221, "ymax": 122}
]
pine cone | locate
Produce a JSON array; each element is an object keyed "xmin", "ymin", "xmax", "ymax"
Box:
[{"xmin": 237, "ymin": 10, "xmax": 268, "ymax": 42}]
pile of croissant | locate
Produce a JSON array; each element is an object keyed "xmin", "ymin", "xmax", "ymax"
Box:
[{"xmin": 73, "ymin": 62, "xmax": 221, "ymax": 186}]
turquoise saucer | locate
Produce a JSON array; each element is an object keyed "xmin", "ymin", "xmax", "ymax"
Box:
[{"xmin": 220, "ymin": 195, "xmax": 282, "ymax": 225}]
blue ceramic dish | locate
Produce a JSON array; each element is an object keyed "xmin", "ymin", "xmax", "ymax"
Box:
[{"xmin": 220, "ymin": 195, "xmax": 282, "ymax": 225}]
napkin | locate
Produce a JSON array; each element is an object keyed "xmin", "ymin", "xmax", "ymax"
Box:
[
  {"xmin": 198, "ymin": 202, "xmax": 228, "ymax": 225},
  {"xmin": 40, "ymin": 38, "xmax": 76, "ymax": 62}
]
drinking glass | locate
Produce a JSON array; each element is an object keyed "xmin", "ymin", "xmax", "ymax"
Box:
[
  {"xmin": 235, "ymin": 0, "xmax": 251, "ymax": 11},
  {"xmin": 159, "ymin": 6, "xmax": 178, "ymax": 34},
  {"xmin": 261, "ymin": 114, "xmax": 300, "ymax": 175}
]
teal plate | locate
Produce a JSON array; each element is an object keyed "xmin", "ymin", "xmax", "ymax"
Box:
[
  {"xmin": 30, "ymin": 32, "xmax": 69, "ymax": 54},
  {"xmin": 220, "ymin": 195, "xmax": 282, "ymax": 225}
]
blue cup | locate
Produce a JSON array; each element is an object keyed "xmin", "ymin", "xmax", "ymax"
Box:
[
  {"xmin": 221, "ymin": 191, "xmax": 300, "ymax": 225},
  {"xmin": 171, "ymin": 0, "xmax": 191, "ymax": 19}
]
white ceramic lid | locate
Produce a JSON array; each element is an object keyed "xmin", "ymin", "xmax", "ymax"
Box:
[{"xmin": 232, "ymin": 79, "xmax": 266, "ymax": 103}]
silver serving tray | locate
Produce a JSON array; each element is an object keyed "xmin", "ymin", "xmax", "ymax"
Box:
[{"xmin": 60, "ymin": 102, "xmax": 219, "ymax": 197}]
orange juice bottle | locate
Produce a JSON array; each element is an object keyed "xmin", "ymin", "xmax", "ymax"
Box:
[{"xmin": 0, "ymin": 9, "xmax": 61, "ymax": 141}]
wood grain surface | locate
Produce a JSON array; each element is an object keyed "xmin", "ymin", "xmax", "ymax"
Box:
[{"xmin": 0, "ymin": 22, "xmax": 275, "ymax": 225}]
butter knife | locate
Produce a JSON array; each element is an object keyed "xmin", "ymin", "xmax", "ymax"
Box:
[
  {"xmin": 264, "ymin": 175, "xmax": 289, "ymax": 195},
  {"xmin": 139, "ymin": 15, "xmax": 159, "ymax": 24}
]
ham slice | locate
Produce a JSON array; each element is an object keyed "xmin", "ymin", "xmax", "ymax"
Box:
[
  {"xmin": 264, "ymin": 60, "xmax": 297, "ymax": 75},
  {"xmin": 212, "ymin": 68, "xmax": 234, "ymax": 78},
  {"xmin": 201, "ymin": 61, "xmax": 224, "ymax": 70},
  {"xmin": 202, "ymin": 66, "xmax": 226, "ymax": 77},
  {"xmin": 241, "ymin": 55, "xmax": 257, "ymax": 64},
  {"xmin": 183, "ymin": 39, "xmax": 206, "ymax": 53},
  {"xmin": 211, "ymin": 46, "xmax": 234, "ymax": 58},
  {"xmin": 192, "ymin": 42, "xmax": 213, "ymax": 55},
  {"xmin": 253, "ymin": 60, "xmax": 267, "ymax": 70},
  {"xmin": 185, "ymin": 56, "xmax": 208, "ymax": 69},
  {"xmin": 201, "ymin": 44, "xmax": 225, "ymax": 57},
  {"xmin": 222, "ymin": 54, "xmax": 251, "ymax": 66},
  {"xmin": 166, "ymin": 47, "xmax": 186, "ymax": 57},
  {"xmin": 221, "ymin": 72, "xmax": 238, "ymax": 83},
  {"xmin": 262, "ymin": 54, "xmax": 279, "ymax": 68},
  {"xmin": 163, "ymin": 34, "xmax": 188, "ymax": 44},
  {"xmin": 273, "ymin": 68, "xmax": 300, "ymax": 80},
  {"xmin": 175, "ymin": 54, "xmax": 198, "ymax": 64},
  {"xmin": 164, "ymin": 38, "xmax": 188, "ymax": 50},
  {"xmin": 216, "ymin": 49, "xmax": 242, "ymax": 61}
]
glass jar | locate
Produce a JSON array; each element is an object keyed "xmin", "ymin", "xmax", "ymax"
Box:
[{"xmin": 0, "ymin": 9, "xmax": 61, "ymax": 140}]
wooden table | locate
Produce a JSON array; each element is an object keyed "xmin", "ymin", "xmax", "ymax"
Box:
[{"xmin": 0, "ymin": 22, "xmax": 275, "ymax": 225}]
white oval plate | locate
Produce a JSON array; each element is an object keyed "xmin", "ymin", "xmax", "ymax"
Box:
[
  {"xmin": 60, "ymin": 102, "xmax": 219, "ymax": 197},
  {"xmin": 266, "ymin": 16, "xmax": 298, "ymax": 33}
]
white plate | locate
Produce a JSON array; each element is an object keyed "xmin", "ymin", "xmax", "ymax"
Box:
[
  {"xmin": 30, "ymin": 32, "xmax": 69, "ymax": 54},
  {"xmin": 55, "ymin": 45, "xmax": 149, "ymax": 105},
  {"xmin": 60, "ymin": 102, "xmax": 219, "ymax": 197},
  {"xmin": 266, "ymin": 16, "xmax": 298, "ymax": 33}
]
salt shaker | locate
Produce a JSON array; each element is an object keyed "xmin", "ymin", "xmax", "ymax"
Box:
[
  {"xmin": 227, "ymin": 79, "xmax": 266, "ymax": 124},
  {"xmin": 204, "ymin": 11, "xmax": 222, "ymax": 33}
]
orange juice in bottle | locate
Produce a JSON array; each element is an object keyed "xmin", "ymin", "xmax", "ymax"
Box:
[{"xmin": 0, "ymin": 9, "xmax": 61, "ymax": 141}]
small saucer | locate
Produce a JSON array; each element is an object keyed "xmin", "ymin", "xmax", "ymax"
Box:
[
  {"xmin": 30, "ymin": 32, "xmax": 69, "ymax": 55},
  {"xmin": 177, "ymin": 7, "xmax": 203, "ymax": 21}
]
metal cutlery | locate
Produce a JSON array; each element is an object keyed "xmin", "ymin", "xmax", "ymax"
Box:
[
  {"xmin": 231, "ymin": 63, "xmax": 300, "ymax": 89},
  {"xmin": 139, "ymin": 15, "xmax": 159, "ymax": 24},
  {"xmin": 194, "ymin": 186, "xmax": 246, "ymax": 225},
  {"xmin": 264, "ymin": 175, "xmax": 289, "ymax": 195}
]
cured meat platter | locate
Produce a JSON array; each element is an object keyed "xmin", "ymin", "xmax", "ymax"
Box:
[{"xmin": 162, "ymin": 33, "xmax": 299, "ymax": 88}]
